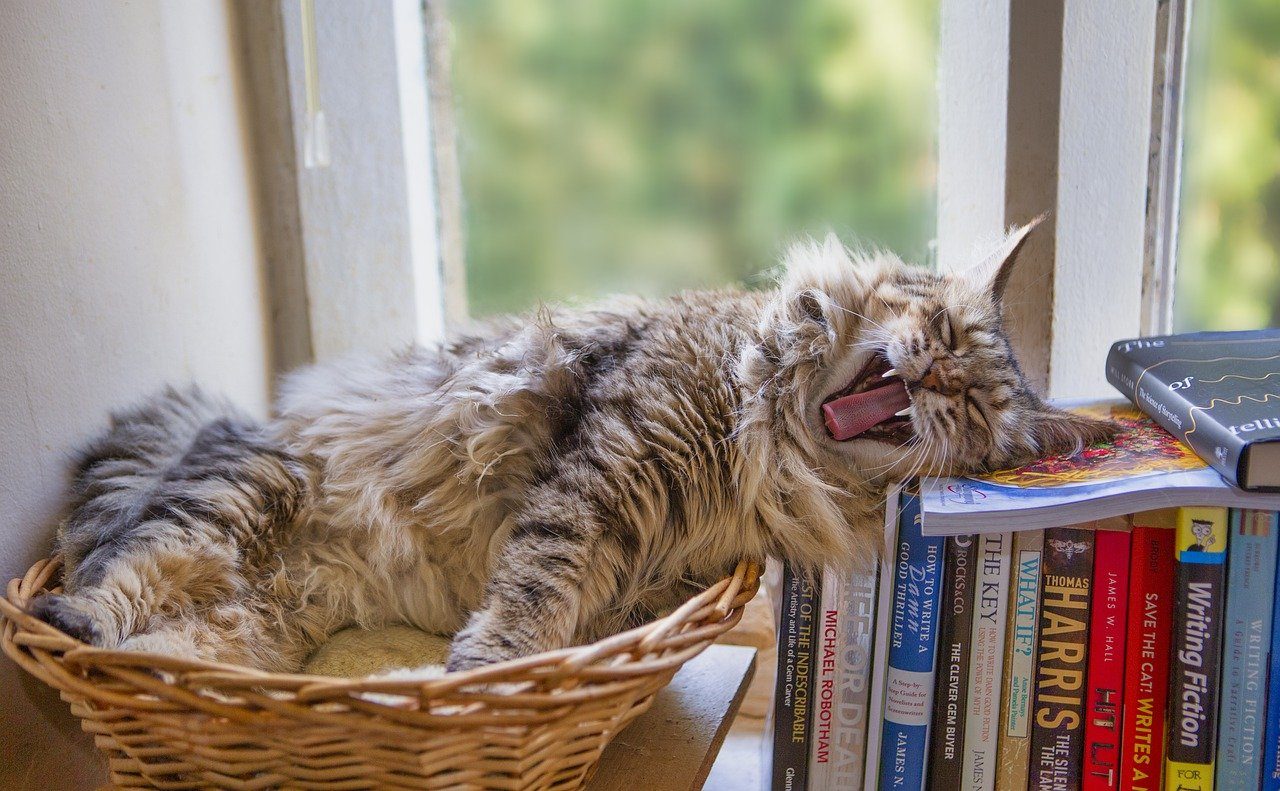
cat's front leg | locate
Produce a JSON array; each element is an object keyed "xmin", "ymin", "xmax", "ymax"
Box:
[{"xmin": 447, "ymin": 494, "xmax": 623, "ymax": 671}]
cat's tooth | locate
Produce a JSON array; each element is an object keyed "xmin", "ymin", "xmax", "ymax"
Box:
[
  {"xmin": 881, "ymin": 368, "xmax": 898, "ymax": 379},
  {"xmin": 895, "ymin": 407, "xmax": 912, "ymax": 417}
]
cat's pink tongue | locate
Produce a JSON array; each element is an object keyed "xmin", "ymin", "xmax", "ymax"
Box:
[{"xmin": 822, "ymin": 381, "xmax": 912, "ymax": 440}]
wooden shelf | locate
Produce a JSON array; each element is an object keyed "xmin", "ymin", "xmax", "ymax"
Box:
[{"xmin": 590, "ymin": 644, "xmax": 758, "ymax": 791}]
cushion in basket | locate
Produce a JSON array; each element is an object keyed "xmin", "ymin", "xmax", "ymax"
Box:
[{"xmin": 302, "ymin": 625, "xmax": 451, "ymax": 678}]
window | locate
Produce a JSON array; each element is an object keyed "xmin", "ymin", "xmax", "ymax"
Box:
[
  {"xmin": 261, "ymin": 0, "xmax": 1237, "ymax": 395},
  {"xmin": 444, "ymin": 0, "xmax": 940, "ymax": 317},
  {"xmin": 1174, "ymin": 0, "xmax": 1280, "ymax": 331}
]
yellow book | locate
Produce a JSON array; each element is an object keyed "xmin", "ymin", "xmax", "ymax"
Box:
[{"xmin": 1164, "ymin": 507, "xmax": 1229, "ymax": 791}]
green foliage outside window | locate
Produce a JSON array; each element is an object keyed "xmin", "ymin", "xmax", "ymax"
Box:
[
  {"xmin": 448, "ymin": 0, "xmax": 1279, "ymax": 330},
  {"xmin": 1176, "ymin": 0, "xmax": 1280, "ymax": 331},
  {"xmin": 447, "ymin": 0, "xmax": 938, "ymax": 317}
]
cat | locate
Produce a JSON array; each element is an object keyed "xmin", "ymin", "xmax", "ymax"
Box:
[{"xmin": 28, "ymin": 220, "xmax": 1113, "ymax": 672}]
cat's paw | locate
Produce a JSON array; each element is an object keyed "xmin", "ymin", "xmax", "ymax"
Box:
[
  {"xmin": 28, "ymin": 594, "xmax": 103, "ymax": 646},
  {"xmin": 446, "ymin": 613, "xmax": 524, "ymax": 672},
  {"xmin": 444, "ymin": 650, "xmax": 488, "ymax": 673},
  {"xmin": 445, "ymin": 637, "xmax": 512, "ymax": 672}
]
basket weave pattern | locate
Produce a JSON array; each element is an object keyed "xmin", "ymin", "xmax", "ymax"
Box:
[{"xmin": 2, "ymin": 556, "xmax": 760, "ymax": 790}]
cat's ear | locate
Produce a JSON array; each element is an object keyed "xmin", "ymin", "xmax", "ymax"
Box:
[
  {"xmin": 776, "ymin": 232, "xmax": 850, "ymax": 330},
  {"xmin": 969, "ymin": 214, "xmax": 1045, "ymax": 304},
  {"xmin": 1029, "ymin": 405, "xmax": 1118, "ymax": 458},
  {"xmin": 793, "ymin": 287, "xmax": 831, "ymax": 329}
]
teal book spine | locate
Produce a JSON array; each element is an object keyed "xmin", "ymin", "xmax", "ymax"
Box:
[{"xmin": 1216, "ymin": 510, "xmax": 1279, "ymax": 789}]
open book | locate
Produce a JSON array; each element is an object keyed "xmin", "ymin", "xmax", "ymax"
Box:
[{"xmin": 919, "ymin": 400, "xmax": 1280, "ymax": 536}]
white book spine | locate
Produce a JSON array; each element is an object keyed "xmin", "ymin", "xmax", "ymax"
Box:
[
  {"xmin": 809, "ymin": 568, "xmax": 843, "ymax": 787},
  {"xmin": 810, "ymin": 566, "xmax": 878, "ymax": 790},
  {"xmin": 861, "ymin": 483, "xmax": 901, "ymax": 791},
  {"xmin": 960, "ymin": 531, "xmax": 1013, "ymax": 791}
]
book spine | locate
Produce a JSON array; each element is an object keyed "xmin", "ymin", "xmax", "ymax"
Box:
[
  {"xmin": 771, "ymin": 563, "xmax": 819, "ymax": 791},
  {"xmin": 1219, "ymin": 510, "xmax": 1278, "ymax": 790},
  {"xmin": 878, "ymin": 491, "xmax": 946, "ymax": 791},
  {"xmin": 1029, "ymin": 526, "xmax": 1095, "ymax": 791},
  {"xmin": 1119, "ymin": 521, "xmax": 1176, "ymax": 791},
  {"xmin": 809, "ymin": 569, "xmax": 842, "ymax": 787},
  {"xmin": 1105, "ymin": 343, "xmax": 1245, "ymax": 486},
  {"xmin": 961, "ymin": 532, "xmax": 1013, "ymax": 791},
  {"xmin": 1164, "ymin": 507, "xmax": 1229, "ymax": 791},
  {"xmin": 827, "ymin": 570, "xmax": 879, "ymax": 790},
  {"xmin": 927, "ymin": 535, "xmax": 977, "ymax": 791},
  {"xmin": 1083, "ymin": 529, "xmax": 1132, "ymax": 791},
  {"xmin": 863, "ymin": 484, "xmax": 903, "ymax": 790},
  {"xmin": 995, "ymin": 530, "xmax": 1045, "ymax": 791}
]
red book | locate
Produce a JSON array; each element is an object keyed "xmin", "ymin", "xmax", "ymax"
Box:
[
  {"xmin": 1118, "ymin": 519, "xmax": 1176, "ymax": 791},
  {"xmin": 1083, "ymin": 529, "xmax": 1131, "ymax": 790}
]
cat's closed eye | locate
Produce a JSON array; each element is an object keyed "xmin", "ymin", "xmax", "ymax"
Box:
[
  {"xmin": 936, "ymin": 311, "xmax": 953, "ymax": 349},
  {"xmin": 964, "ymin": 395, "xmax": 991, "ymax": 432}
]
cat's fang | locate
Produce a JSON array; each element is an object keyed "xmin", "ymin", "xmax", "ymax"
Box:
[{"xmin": 881, "ymin": 368, "xmax": 898, "ymax": 379}]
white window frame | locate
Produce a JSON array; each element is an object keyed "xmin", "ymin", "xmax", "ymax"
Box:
[
  {"xmin": 242, "ymin": 0, "xmax": 463, "ymax": 370},
  {"xmin": 938, "ymin": 0, "xmax": 1191, "ymax": 399}
]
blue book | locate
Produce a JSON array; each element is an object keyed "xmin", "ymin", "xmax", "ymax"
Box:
[
  {"xmin": 1218, "ymin": 510, "xmax": 1279, "ymax": 789},
  {"xmin": 878, "ymin": 491, "xmax": 946, "ymax": 790},
  {"xmin": 1261, "ymin": 511, "xmax": 1280, "ymax": 791}
]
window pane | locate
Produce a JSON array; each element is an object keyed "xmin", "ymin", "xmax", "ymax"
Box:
[
  {"xmin": 1174, "ymin": 0, "xmax": 1280, "ymax": 331},
  {"xmin": 446, "ymin": 0, "xmax": 939, "ymax": 317}
]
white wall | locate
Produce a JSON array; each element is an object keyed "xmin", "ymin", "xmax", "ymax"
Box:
[{"xmin": 0, "ymin": 3, "xmax": 272, "ymax": 788}]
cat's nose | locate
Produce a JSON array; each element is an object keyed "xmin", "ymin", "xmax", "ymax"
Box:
[
  {"xmin": 920, "ymin": 365, "xmax": 943, "ymax": 392},
  {"xmin": 915, "ymin": 360, "xmax": 959, "ymax": 396}
]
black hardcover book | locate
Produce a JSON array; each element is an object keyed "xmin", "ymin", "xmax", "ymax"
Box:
[
  {"xmin": 772, "ymin": 564, "xmax": 819, "ymax": 791},
  {"xmin": 1106, "ymin": 328, "xmax": 1280, "ymax": 490},
  {"xmin": 927, "ymin": 534, "xmax": 977, "ymax": 791}
]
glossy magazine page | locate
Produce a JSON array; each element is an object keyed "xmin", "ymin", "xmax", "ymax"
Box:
[{"xmin": 920, "ymin": 401, "xmax": 1280, "ymax": 536}]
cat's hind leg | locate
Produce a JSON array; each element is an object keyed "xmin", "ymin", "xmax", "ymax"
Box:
[
  {"xmin": 28, "ymin": 387, "xmax": 317, "ymax": 670},
  {"xmin": 116, "ymin": 599, "xmax": 311, "ymax": 673},
  {"xmin": 32, "ymin": 540, "xmax": 312, "ymax": 672}
]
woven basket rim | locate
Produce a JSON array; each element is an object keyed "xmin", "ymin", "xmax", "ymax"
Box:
[{"xmin": 1, "ymin": 554, "xmax": 761, "ymax": 712}]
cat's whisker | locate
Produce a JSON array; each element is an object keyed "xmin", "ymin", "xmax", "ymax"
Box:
[
  {"xmin": 827, "ymin": 303, "xmax": 894, "ymax": 336},
  {"xmin": 941, "ymin": 297, "xmax": 992, "ymax": 314},
  {"xmin": 862, "ymin": 445, "xmax": 916, "ymax": 477},
  {"xmin": 907, "ymin": 436, "xmax": 933, "ymax": 483}
]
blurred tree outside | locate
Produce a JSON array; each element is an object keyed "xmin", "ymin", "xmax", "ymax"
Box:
[
  {"xmin": 445, "ymin": 0, "xmax": 938, "ymax": 317},
  {"xmin": 1176, "ymin": 0, "xmax": 1280, "ymax": 331}
]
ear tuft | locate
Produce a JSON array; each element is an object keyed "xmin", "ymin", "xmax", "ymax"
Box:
[
  {"xmin": 1031, "ymin": 407, "xmax": 1118, "ymax": 458},
  {"xmin": 821, "ymin": 231, "xmax": 844, "ymax": 260}
]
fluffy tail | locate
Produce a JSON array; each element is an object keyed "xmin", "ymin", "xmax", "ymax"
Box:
[{"xmin": 29, "ymin": 387, "xmax": 313, "ymax": 667}]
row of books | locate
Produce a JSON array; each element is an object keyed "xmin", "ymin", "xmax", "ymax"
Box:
[{"xmin": 771, "ymin": 490, "xmax": 1280, "ymax": 791}]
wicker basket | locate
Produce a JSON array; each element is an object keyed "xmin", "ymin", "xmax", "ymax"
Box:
[{"xmin": 2, "ymin": 556, "xmax": 760, "ymax": 790}]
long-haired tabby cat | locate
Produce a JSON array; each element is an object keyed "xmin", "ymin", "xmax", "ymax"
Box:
[{"xmin": 29, "ymin": 221, "xmax": 1112, "ymax": 672}]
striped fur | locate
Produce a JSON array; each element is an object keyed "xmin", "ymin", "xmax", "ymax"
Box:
[{"xmin": 30, "ymin": 225, "xmax": 1112, "ymax": 671}]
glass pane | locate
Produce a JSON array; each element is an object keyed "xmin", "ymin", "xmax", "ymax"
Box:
[
  {"xmin": 1174, "ymin": 0, "xmax": 1280, "ymax": 331},
  {"xmin": 446, "ymin": 0, "xmax": 939, "ymax": 318}
]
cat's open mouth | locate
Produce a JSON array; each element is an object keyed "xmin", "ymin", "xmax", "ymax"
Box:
[{"xmin": 821, "ymin": 352, "xmax": 913, "ymax": 443}]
